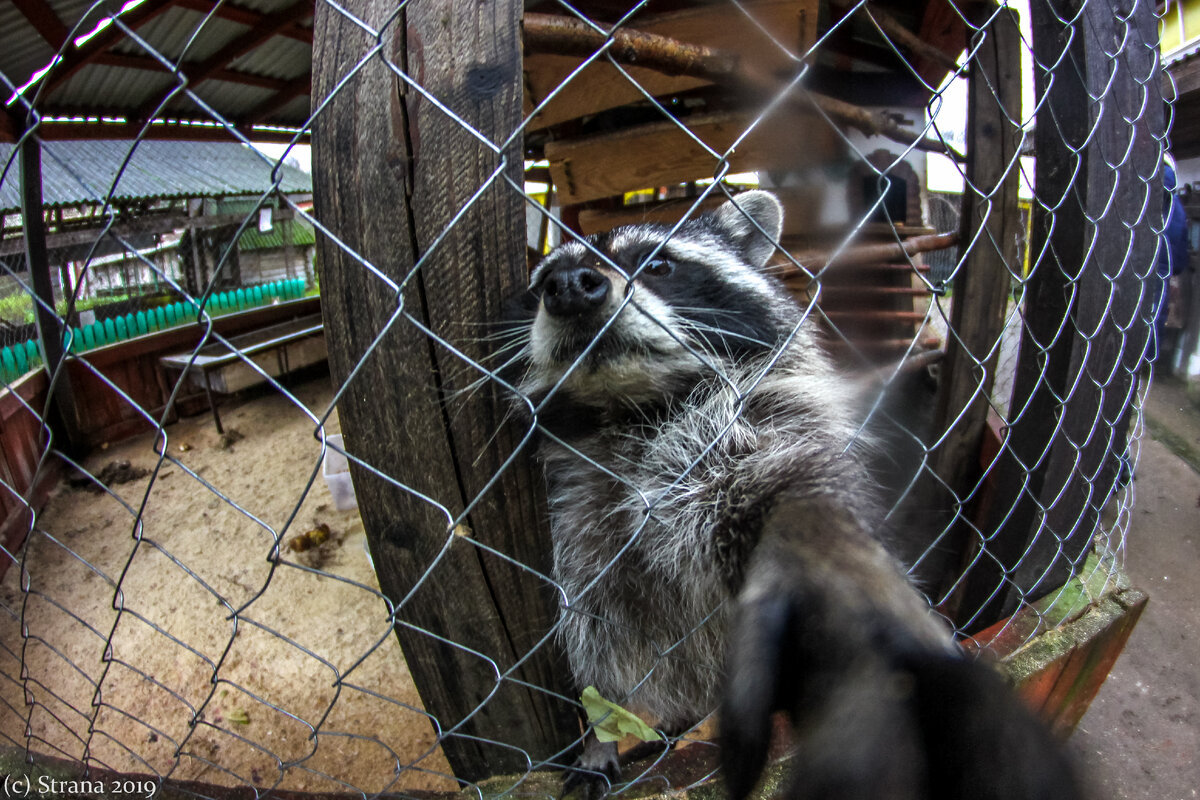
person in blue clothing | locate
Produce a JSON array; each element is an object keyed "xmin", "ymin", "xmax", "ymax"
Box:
[{"xmin": 1152, "ymin": 160, "xmax": 1190, "ymax": 364}]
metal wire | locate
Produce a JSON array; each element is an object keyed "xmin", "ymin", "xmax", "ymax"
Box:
[{"xmin": 0, "ymin": 0, "xmax": 1168, "ymax": 796}]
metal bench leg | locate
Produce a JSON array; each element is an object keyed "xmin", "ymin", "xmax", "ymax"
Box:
[{"xmin": 203, "ymin": 369, "xmax": 224, "ymax": 434}]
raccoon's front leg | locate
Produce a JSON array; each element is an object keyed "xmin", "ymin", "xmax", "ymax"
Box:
[
  {"xmin": 562, "ymin": 732, "xmax": 619, "ymax": 800},
  {"xmin": 719, "ymin": 492, "xmax": 1082, "ymax": 800}
]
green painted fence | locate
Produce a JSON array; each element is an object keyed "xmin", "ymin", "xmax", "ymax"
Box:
[{"xmin": 0, "ymin": 279, "xmax": 309, "ymax": 384}]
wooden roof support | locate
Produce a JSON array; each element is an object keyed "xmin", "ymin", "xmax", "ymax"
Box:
[
  {"xmin": 14, "ymin": 118, "xmax": 305, "ymax": 143},
  {"xmin": 954, "ymin": 0, "xmax": 1163, "ymax": 631},
  {"xmin": 132, "ymin": 0, "xmax": 313, "ymax": 123},
  {"xmin": 243, "ymin": 72, "xmax": 312, "ymax": 126},
  {"xmin": 19, "ymin": 134, "xmax": 82, "ymax": 453},
  {"xmin": 40, "ymin": 0, "xmax": 178, "ymax": 97},
  {"xmin": 91, "ymin": 51, "xmax": 301, "ymax": 92},
  {"xmin": 172, "ymin": 0, "xmax": 313, "ymax": 44},
  {"xmin": 912, "ymin": 5, "xmax": 1023, "ymax": 611},
  {"xmin": 12, "ymin": 0, "xmax": 70, "ymax": 49},
  {"xmin": 313, "ymin": 0, "xmax": 575, "ymax": 783}
]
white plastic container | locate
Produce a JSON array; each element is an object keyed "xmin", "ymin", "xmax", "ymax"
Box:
[{"xmin": 322, "ymin": 434, "xmax": 358, "ymax": 512}]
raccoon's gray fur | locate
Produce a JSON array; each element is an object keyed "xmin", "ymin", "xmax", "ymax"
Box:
[{"xmin": 507, "ymin": 191, "xmax": 1080, "ymax": 799}]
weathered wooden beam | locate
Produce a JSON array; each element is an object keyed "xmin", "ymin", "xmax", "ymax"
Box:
[
  {"xmin": 955, "ymin": 0, "xmax": 1164, "ymax": 630},
  {"xmin": 914, "ymin": 4, "xmax": 1023, "ymax": 604},
  {"xmin": 1010, "ymin": 0, "xmax": 1162, "ymax": 605},
  {"xmin": 19, "ymin": 135, "xmax": 81, "ymax": 453},
  {"xmin": 242, "ymin": 73, "xmax": 312, "ymax": 126},
  {"xmin": 12, "ymin": 0, "xmax": 69, "ymax": 49},
  {"xmin": 41, "ymin": 0, "xmax": 177, "ymax": 97},
  {"xmin": 171, "ymin": 0, "xmax": 313, "ymax": 44},
  {"xmin": 0, "ymin": 118, "xmax": 305, "ymax": 144},
  {"xmin": 312, "ymin": 0, "xmax": 576, "ymax": 782},
  {"xmin": 132, "ymin": 0, "xmax": 312, "ymax": 123},
  {"xmin": 89, "ymin": 51, "xmax": 300, "ymax": 92}
]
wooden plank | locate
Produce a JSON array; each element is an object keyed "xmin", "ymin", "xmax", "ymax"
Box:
[
  {"xmin": 0, "ymin": 370, "xmax": 57, "ymax": 583},
  {"xmin": 576, "ymin": 186, "xmax": 822, "ymax": 236},
  {"xmin": 312, "ymin": 0, "xmax": 575, "ymax": 782},
  {"xmin": 915, "ymin": 5, "xmax": 1023, "ymax": 601},
  {"xmin": 913, "ymin": 0, "xmax": 970, "ymax": 89},
  {"xmin": 523, "ymin": 0, "xmax": 818, "ymax": 130},
  {"xmin": 1037, "ymin": 590, "xmax": 1147, "ymax": 735},
  {"xmin": 546, "ymin": 107, "xmax": 836, "ymax": 205}
]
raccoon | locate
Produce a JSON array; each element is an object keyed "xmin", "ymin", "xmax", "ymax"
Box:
[{"xmin": 506, "ymin": 191, "xmax": 1080, "ymax": 799}]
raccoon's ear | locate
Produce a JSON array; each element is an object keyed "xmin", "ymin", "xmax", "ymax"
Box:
[{"xmin": 711, "ymin": 190, "xmax": 784, "ymax": 269}]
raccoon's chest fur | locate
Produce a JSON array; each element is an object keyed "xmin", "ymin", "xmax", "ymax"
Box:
[
  {"xmin": 541, "ymin": 358, "xmax": 870, "ymax": 725},
  {"xmin": 509, "ymin": 190, "xmax": 880, "ymax": 726}
]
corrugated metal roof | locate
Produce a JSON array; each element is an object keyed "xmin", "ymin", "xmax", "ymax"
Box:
[
  {"xmin": 0, "ymin": 0, "xmax": 313, "ymax": 141},
  {"xmin": 0, "ymin": 140, "xmax": 311, "ymax": 213},
  {"xmin": 0, "ymin": 0, "xmax": 106, "ymax": 97}
]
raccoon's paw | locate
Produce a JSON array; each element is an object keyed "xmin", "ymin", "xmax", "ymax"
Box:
[
  {"xmin": 561, "ymin": 737, "xmax": 619, "ymax": 800},
  {"xmin": 719, "ymin": 589, "xmax": 1084, "ymax": 800}
]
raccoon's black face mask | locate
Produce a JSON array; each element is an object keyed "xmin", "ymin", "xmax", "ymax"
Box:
[{"xmin": 518, "ymin": 191, "xmax": 800, "ymax": 408}]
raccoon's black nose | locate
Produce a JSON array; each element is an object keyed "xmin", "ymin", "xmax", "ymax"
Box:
[{"xmin": 542, "ymin": 265, "xmax": 610, "ymax": 317}]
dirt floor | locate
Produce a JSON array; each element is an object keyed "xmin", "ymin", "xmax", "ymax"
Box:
[
  {"xmin": 1068, "ymin": 376, "xmax": 1200, "ymax": 800},
  {"xmin": 0, "ymin": 375, "xmax": 457, "ymax": 795}
]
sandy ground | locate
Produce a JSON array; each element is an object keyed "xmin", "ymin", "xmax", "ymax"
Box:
[{"xmin": 0, "ymin": 375, "xmax": 457, "ymax": 795}]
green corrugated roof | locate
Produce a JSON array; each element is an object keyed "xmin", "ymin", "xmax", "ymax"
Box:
[
  {"xmin": 0, "ymin": 141, "xmax": 312, "ymax": 215},
  {"xmin": 238, "ymin": 218, "xmax": 316, "ymax": 251}
]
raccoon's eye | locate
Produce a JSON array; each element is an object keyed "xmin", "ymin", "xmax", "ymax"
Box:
[{"xmin": 641, "ymin": 258, "xmax": 674, "ymax": 277}]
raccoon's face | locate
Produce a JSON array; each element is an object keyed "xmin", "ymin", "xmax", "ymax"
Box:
[{"xmin": 520, "ymin": 191, "xmax": 797, "ymax": 408}]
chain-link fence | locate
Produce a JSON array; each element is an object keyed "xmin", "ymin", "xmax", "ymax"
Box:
[{"xmin": 0, "ymin": 0, "xmax": 1167, "ymax": 797}]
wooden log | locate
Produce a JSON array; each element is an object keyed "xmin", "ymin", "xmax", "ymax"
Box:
[
  {"xmin": 954, "ymin": 0, "xmax": 1164, "ymax": 629},
  {"xmin": 311, "ymin": 0, "xmax": 576, "ymax": 782},
  {"xmin": 1010, "ymin": 0, "xmax": 1162, "ymax": 604}
]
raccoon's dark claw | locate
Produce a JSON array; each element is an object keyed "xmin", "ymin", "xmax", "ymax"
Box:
[
  {"xmin": 561, "ymin": 738, "xmax": 619, "ymax": 800},
  {"xmin": 560, "ymin": 763, "xmax": 617, "ymax": 800},
  {"xmin": 719, "ymin": 592, "xmax": 792, "ymax": 800}
]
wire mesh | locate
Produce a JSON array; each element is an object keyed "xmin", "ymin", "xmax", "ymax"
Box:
[{"xmin": 0, "ymin": 0, "xmax": 1169, "ymax": 797}]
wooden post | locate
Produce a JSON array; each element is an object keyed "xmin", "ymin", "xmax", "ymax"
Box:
[
  {"xmin": 954, "ymin": 0, "xmax": 1164, "ymax": 629},
  {"xmin": 915, "ymin": 3, "xmax": 1022, "ymax": 599},
  {"xmin": 20, "ymin": 134, "xmax": 80, "ymax": 453},
  {"xmin": 311, "ymin": 0, "xmax": 577, "ymax": 782}
]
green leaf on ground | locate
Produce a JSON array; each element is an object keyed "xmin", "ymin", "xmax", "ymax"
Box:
[{"xmin": 580, "ymin": 686, "xmax": 662, "ymax": 744}]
